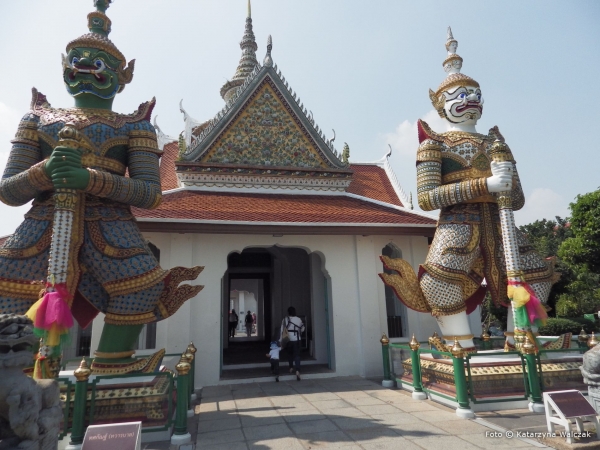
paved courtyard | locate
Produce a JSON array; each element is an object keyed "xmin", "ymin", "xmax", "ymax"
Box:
[{"xmin": 191, "ymin": 376, "xmax": 548, "ymax": 450}]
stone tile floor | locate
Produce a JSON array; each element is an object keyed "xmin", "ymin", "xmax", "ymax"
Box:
[
  {"xmin": 59, "ymin": 376, "xmax": 576, "ymax": 449},
  {"xmin": 189, "ymin": 377, "xmax": 549, "ymax": 450}
]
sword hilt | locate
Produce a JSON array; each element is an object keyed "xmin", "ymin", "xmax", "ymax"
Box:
[
  {"xmin": 57, "ymin": 124, "xmax": 90, "ymax": 153},
  {"xmin": 489, "ymin": 140, "xmax": 513, "ymax": 209}
]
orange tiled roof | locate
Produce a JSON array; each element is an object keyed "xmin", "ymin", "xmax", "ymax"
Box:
[
  {"xmin": 0, "ymin": 235, "xmax": 9, "ymax": 247},
  {"xmin": 133, "ymin": 190, "xmax": 434, "ymax": 225},
  {"xmin": 160, "ymin": 142, "xmax": 405, "ymax": 209},
  {"xmin": 160, "ymin": 142, "xmax": 179, "ymax": 191},
  {"xmin": 347, "ymin": 164, "xmax": 402, "ymax": 207}
]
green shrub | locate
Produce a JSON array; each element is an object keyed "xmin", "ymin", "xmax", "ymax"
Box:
[
  {"xmin": 568, "ymin": 316, "xmax": 598, "ymax": 333},
  {"xmin": 537, "ymin": 317, "xmax": 594, "ymax": 335}
]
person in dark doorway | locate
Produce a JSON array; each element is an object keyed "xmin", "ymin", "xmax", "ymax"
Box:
[
  {"xmin": 266, "ymin": 341, "xmax": 280, "ymax": 382},
  {"xmin": 281, "ymin": 306, "xmax": 305, "ymax": 381},
  {"xmin": 245, "ymin": 310, "xmax": 253, "ymax": 337},
  {"xmin": 228, "ymin": 309, "xmax": 238, "ymax": 338}
]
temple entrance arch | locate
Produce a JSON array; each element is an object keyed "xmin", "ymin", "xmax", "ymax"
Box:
[
  {"xmin": 221, "ymin": 245, "xmax": 333, "ymax": 378},
  {"xmin": 382, "ymin": 243, "xmax": 408, "ymax": 338}
]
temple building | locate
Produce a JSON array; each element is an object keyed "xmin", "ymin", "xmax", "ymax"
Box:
[{"xmin": 78, "ymin": 6, "xmax": 465, "ymax": 387}]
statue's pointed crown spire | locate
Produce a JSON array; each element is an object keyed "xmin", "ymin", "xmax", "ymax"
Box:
[
  {"xmin": 442, "ymin": 26, "xmax": 462, "ymax": 75},
  {"xmin": 433, "ymin": 26, "xmax": 479, "ymax": 97},
  {"xmin": 220, "ymin": 0, "xmax": 259, "ymax": 102},
  {"xmin": 66, "ymin": 0, "xmax": 126, "ymax": 65}
]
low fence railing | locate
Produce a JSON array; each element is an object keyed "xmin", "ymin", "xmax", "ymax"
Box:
[
  {"xmin": 57, "ymin": 342, "xmax": 197, "ymax": 447},
  {"xmin": 380, "ymin": 333, "xmax": 591, "ymax": 416}
]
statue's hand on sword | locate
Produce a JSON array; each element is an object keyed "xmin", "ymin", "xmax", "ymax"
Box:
[
  {"xmin": 486, "ymin": 160, "xmax": 513, "ymax": 193},
  {"xmin": 43, "ymin": 127, "xmax": 90, "ymax": 190}
]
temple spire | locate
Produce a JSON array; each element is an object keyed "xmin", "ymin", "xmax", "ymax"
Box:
[{"xmin": 220, "ymin": 1, "xmax": 259, "ymax": 102}]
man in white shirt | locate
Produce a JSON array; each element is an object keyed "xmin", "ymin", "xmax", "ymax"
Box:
[{"xmin": 280, "ymin": 306, "xmax": 305, "ymax": 380}]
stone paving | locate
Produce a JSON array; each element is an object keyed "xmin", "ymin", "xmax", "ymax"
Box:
[{"xmin": 192, "ymin": 377, "xmax": 549, "ymax": 450}]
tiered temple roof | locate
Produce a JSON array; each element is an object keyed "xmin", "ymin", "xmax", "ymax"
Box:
[{"xmin": 145, "ymin": 3, "xmax": 435, "ymax": 233}]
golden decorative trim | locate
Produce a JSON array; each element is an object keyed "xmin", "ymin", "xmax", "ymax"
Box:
[
  {"xmin": 496, "ymin": 195, "xmax": 512, "ymax": 209},
  {"xmin": 379, "ymin": 256, "xmax": 431, "ymax": 313},
  {"xmin": 103, "ymin": 266, "xmax": 167, "ymax": 297},
  {"xmin": 0, "ymin": 278, "xmax": 43, "ymax": 300},
  {"xmin": 87, "ymin": 221, "xmax": 148, "ymax": 259},
  {"xmin": 81, "ymin": 153, "xmax": 126, "ymax": 175},
  {"xmin": 91, "ymin": 349, "xmax": 165, "ymax": 375},
  {"xmin": 443, "ymin": 334, "xmax": 474, "ymax": 341},
  {"xmin": 0, "ymin": 226, "xmax": 51, "ymax": 259},
  {"xmin": 155, "ymin": 266, "xmax": 205, "ymax": 319},
  {"xmin": 507, "ymin": 270, "xmax": 525, "ymax": 279},
  {"xmin": 94, "ymin": 350, "xmax": 136, "ymax": 359},
  {"xmin": 104, "ymin": 311, "xmax": 157, "ymax": 326},
  {"xmin": 435, "ymin": 73, "xmax": 480, "ymax": 96},
  {"xmin": 66, "ymin": 33, "xmax": 126, "ymax": 67},
  {"xmin": 27, "ymin": 161, "xmax": 53, "ymax": 192},
  {"xmin": 129, "ymin": 136, "xmax": 159, "ymax": 151}
]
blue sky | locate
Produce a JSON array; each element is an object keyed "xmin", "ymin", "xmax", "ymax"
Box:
[{"xmin": 1, "ymin": 0, "xmax": 598, "ymax": 236}]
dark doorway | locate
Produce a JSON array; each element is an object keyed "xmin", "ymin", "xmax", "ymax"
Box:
[{"xmin": 221, "ymin": 247, "xmax": 322, "ymax": 378}]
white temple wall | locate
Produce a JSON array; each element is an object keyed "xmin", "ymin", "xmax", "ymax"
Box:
[
  {"xmin": 131, "ymin": 231, "xmax": 431, "ymax": 387},
  {"xmin": 309, "ymin": 252, "xmax": 327, "ymax": 364}
]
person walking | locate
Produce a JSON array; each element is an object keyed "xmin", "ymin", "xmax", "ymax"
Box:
[
  {"xmin": 281, "ymin": 306, "xmax": 305, "ymax": 380},
  {"xmin": 245, "ymin": 310, "xmax": 253, "ymax": 337},
  {"xmin": 266, "ymin": 341, "xmax": 281, "ymax": 382},
  {"xmin": 228, "ymin": 309, "xmax": 238, "ymax": 338}
]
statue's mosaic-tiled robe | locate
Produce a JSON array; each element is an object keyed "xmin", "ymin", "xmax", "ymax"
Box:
[
  {"xmin": 0, "ymin": 90, "xmax": 189, "ymax": 326},
  {"xmin": 415, "ymin": 120, "xmax": 553, "ymax": 316}
]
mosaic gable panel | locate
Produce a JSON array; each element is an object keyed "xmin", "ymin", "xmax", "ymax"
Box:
[{"xmin": 202, "ymin": 82, "xmax": 329, "ymax": 169}]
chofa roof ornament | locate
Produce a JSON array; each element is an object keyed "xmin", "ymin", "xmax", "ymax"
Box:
[
  {"xmin": 429, "ymin": 26, "xmax": 480, "ymax": 117},
  {"xmin": 263, "ymin": 35, "xmax": 273, "ymax": 67}
]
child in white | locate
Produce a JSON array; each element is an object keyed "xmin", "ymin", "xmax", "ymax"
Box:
[{"xmin": 266, "ymin": 341, "xmax": 280, "ymax": 382}]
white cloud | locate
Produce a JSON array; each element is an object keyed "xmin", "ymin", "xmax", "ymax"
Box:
[
  {"xmin": 0, "ymin": 102, "xmax": 20, "ymax": 146},
  {"xmin": 380, "ymin": 110, "xmax": 448, "ymax": 211},
  {"xmin": 383, "ymin": 110, "xmax": 448, "ymax": 159},
  {"xmin": 514, "ymin": 188, "xmax": 570, "ymax": 226}
]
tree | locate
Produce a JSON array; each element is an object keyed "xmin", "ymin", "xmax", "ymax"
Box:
[
  {"xmin": 519, "ymin": 216, "xmax": 573, "ymax": 315},
  {"xmin": 559, "ymin": 189, "xmax": 600, "ymax": 273},
  {"xmin": 552, "ymin": 189, "xmax": 600, "ymax": 317}
]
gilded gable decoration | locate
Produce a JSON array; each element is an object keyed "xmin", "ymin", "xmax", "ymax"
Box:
[{"xmin": 176, "ymin": 30, "xmax": 352, "ymax": 191}]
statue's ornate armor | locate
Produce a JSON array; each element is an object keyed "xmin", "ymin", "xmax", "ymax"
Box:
[
  {"xmin": 0, "ymin": 90, "xmax": 189, "ymax": 326},
  {"xmin": 416, "ymin": 120, "xmax": 553, "ymax": 316}
]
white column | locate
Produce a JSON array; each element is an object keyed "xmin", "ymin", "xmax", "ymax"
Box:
[
  {"xmin": 188, "ymin": 235, "xmax": 230, "ymax": 388},
  {"xmin": 165, "ymin": 233, "xmax": 194, "ymax": 355},
  {"xmin": 324, "ymin": 237, "xmax": 362, "ymax": 376},
  {"xmin": 310, "ymin": 253, "xmax": 327, "ymax": 363},
  {"xmin": 238, "ymin": 291, "xmax": 245, "ymax": 332},
  {"xmin": 354, "ymin": 235, "xmax": 386, "ymax": 378}
]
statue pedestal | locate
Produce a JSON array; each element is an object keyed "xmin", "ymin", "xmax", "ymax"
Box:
[
  {"xmin": 397, "ymin": 352, "xmax": 585, "ymax": 412},
  {"xmin": 57, "ymin": 365, "xmax": 177, "ymax": 444},
  {"xmin": 588, "ymin": 386, "xmax": 600, "ymax": 414}
]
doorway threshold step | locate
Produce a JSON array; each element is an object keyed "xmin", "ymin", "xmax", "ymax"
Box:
[
  {"xmin": 221, "ymin": 363, "xmax": 332, "ymax": 380},
  {"xmin": 223, "ymin": 360, "xmax": 321, "ymax": 370}
]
